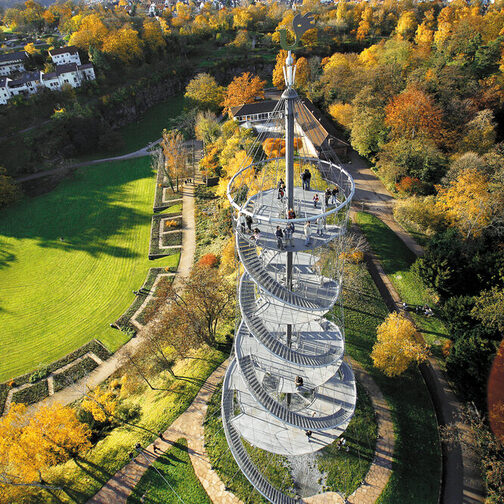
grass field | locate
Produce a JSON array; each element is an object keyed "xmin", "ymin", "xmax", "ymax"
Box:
[
  {"xmin": 127, "ymin": 438, "xmax": 211, "ymax": 504},
  {"xmin": 0, "ymin": 156, "xmax": 179, "ymax": 381},
  {"xmin": 343, "ymin": 263, "xmax": 441, "ymax": 503},
  {"xmin": 355, "ymin": 212, "xmax": 449, "ymax": 346}
]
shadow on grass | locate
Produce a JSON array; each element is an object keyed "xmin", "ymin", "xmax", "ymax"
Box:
[
  {"xmin": 74, "ymin": 456, "xmax": 114, "ymax": 485},
  {"xmin": 0, "ymin": 158, "xmax": 153, "ymax": 259}
]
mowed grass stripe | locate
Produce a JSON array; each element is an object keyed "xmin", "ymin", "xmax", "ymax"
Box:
[{"xmin": 0, "ymin": 157, "xmax": 170, "ymax": 381}]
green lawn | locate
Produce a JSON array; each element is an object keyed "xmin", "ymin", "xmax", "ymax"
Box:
[
  {"xmin": 127, "ymin": 438, "xmax": 211, "ymax": 504},
  {"xmin": 0, "ymin": 156, "xmax": 179, "ymax": 381},
  {"xmin": 343, "ymin": 263, "xmax": 441, "ymax": 503},
  {"xmin": 355, "ymin": 212, "xmax": 449, "ymax": 346}
]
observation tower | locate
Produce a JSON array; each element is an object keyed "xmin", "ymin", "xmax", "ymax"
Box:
[{"xmin": 221, "ymin": 14, "xmax": 357, "ymax": 503}]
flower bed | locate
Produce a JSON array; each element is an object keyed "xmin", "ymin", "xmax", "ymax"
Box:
[
  {"xmin": 161, "ymin": 231, "xmax": 182, "ymax": 247},
  {"xmin": 134, "ymin": 276, "xmax": 175, "ymax": 326},
  {"xmin": 149, "ymin": 214, "xmax": 182, "ymax": 259},
  {"xmin": 53, "ymin": 356, "xmax": 99, "ymax": 392},
  {"xmin": 11, "ymin": 379, "xmax": 49, "ymax": 406},
  {"xmin": 114, "ymin": 267, "xmax": 177, "ymax": 332},
  {"xmin": 0, "ymin": 340, "xmax": 111, "ymax": 413}
]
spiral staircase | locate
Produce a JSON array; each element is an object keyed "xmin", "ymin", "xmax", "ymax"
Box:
[{"xmin": 220, "ymin": 50, "xmax": 357, "ymax": 503}]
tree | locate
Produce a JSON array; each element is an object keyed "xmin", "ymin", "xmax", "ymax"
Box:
[
  {"xmin": 350, "ymin": 105, "xmax": 387, "ymax": 158},
  {"xmin": 194, "ymin": 110, "xmax": 221, "ymax": 146},
  {"xmin": 328, "ymin": 102, "xmax": 353, "ymax": 131},
  {"xmin": 0, "ymin": 167, "xmax": 21, "ymax": 208},
  {"xmin": 393, "ymin": 195, "xmax": 445, "ymax": 235},
  {"xmin": 68, "ymin": 13, "xmax": 108, "ymax": 51},
  {"xmin": 295, "ymin": 57, "xmax": 310, "ymax": 90},
  {"xmin": 185, "ymin": 73, "xmax": 224, "ymax": 113},
  {"xmin": 385, "ymin": 87, "xmax": 444, "ymax": 144},
  {"xmin": 222, "ymin": 72, "xmax": 265, "ymax": 116},
  {"xmin": 472, "ymin": 288, "xmax": 504, "ymax": 334},
  {"xmin": 142, "ymin": 19, "xmax": 166, "ymax": 54},
  {"xmin": 161, "ymin": 129, "xmax": 188, "ymax": 191},
  {"xmin": 371, "ymin": 312, "xmax": 429, "ymax": 377},
  {"xmin": 102, "ymin": 26, "xmax": 143, "ymax": 64},
  {"xmin": 459, "ymin": 109, "xmax": 497, "ymax": 155},
  {"xmin": 23, "ymin": 42, "xmax": 37, "ymax": 55},
  {"xmin": 157, "ymin": 264, "xmax": 235, "ymax": 346},
  {"xmin": 395, "ymin": 11, "xmax": 417, "ymax": 40},
  {"xmin": 435, "ymin": 169, "xmax": 494, "ymax": 239},
  {"xmin": 0, "ymin": 403, "xmax": 90, "ymax": 501}
]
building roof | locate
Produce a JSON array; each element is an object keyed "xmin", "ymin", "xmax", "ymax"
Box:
[
  {"xmin": 79, "ymin": 63, "xmax": 94, "ymax": 70},
  {"xmin": 9, "ymin": 71, "xmax": 40, "ymax": 87},
  {"xmin": 49, "ymin": 46, "xmax": 79, "ymax": 56},
  {"xmin": 230, "ymin": 100, "xmax": 278, "ymax": 118},
  {"xmin": 42, "ymin": 72, "xmax": 58, "ymax": 81},
  {"xmin": 0, "ymin": 77, "xmax": 9, "ymax": 88},
  {"xmin": 0, "ymin": 51, "xmax": 27, "ymax": 64},
  {"xmin": 56, "ymin": 63, "xmax": 78, "ymax": 75}
]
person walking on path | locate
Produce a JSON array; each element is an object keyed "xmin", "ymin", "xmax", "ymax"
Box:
[
  {"xmin": 245, "ymin": 215, "xmax": 253, "ymax": 233},
  {"xmin": 325, "ymin": 188, "xmax": 331, "ymax": 207},
  {"xmin": 284, "ymin": 222, "xmax": 294, "ymax": 247},
  {"xmin": 313, "ymin": 194, "xmax": 319, "ymax": 208},
  {"xmin": 331, "ymin": 187, "xmax": 338, "ymax": 205},
  {"xmin": 275, "ymin": 226, "xmax": 285, "ymax": 250},
  {"xmin": 304, "ymin": 221, "xmax": 311, "ymax": 246}
]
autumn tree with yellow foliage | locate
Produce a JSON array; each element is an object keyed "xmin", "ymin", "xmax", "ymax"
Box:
[
  {"xmin": 222, "ymin": 72, "xmax": 266, "ymax": 116},
  {"xmin": 0, "ymin": 403, "xmax": 91, "ymax": 502},
  {"xmin": 102, "ymin": 25, "xmax": 143, "ymax": 64},
  {"xmin": 435, "ymin": 170, "xmax": 495, "ymax": 239},
  {"xmin": 371, "ymin": 312, "xmax": 429, "ymax": 377},
  {"xmin": 185, "ymin": 73, "xmax": 224, "ymax": 113}
]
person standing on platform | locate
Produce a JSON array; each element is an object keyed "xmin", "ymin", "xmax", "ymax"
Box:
[
  {"xmin": 284, "ymin": 222, "xmax": 294, "ymax": 247},
  {"xmin": 304, "ymin": 221, "xmax": 311, "ymax": 245},
  {"xmin": 275, "ymin": 226, "xmax": 285, "ymax": 250}
]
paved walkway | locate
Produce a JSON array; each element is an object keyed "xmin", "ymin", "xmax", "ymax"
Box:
[
  {"xmin": 343, "ymin": 152, "xmax": 423, "ymax": 257},
  {"xmin": 25, "ymin": 183, "xmax": 196, "ymax": 414}
]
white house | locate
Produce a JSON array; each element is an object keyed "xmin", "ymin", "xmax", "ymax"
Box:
[
  {"xmin": 7, "ymin": 71, "xmax": 42, "ymax": 98},
  {"xmin": 0, "ymin": 77, "xmax": 11, "ymax": 105},
  {"xmin": 1, "ymin": 62, "xmax": 96, "ymax": 105},
  {"xmin": 0, "ymin": 51, "xmax": 28, "ymax": 77},
  {"xmin": 49, "ymin": 46, "xmax": 81, "ymax": 66}
]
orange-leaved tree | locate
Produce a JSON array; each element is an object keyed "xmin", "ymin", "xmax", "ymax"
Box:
[
  {"xmin": 385, "ymin": 87, "xmax": 444, "ymax": 144},
  {"xmin": 222, "ymin": 72, "xmax": 266, "ymax": 116},
  {"xmin": 371, "ymin": 312, "xmax": 429, "ymax": 377}
]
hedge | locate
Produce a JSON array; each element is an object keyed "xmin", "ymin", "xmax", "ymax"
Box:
[
  {"xmin": 11, "ymin": 379, "xmax": 49, "ymax": 406},
  {"xmin": 149, "ymin": 214, "xmax": 182, "ymax": 259},
  {"xmin": 114, "ymin": 267, "xmax": 176, "ymax": 332},
  {"xmin": 53, "ymin": 356, "xmax": 99, "ymax": 392}
]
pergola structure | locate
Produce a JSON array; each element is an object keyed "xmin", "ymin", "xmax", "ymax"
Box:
[{"xmin": 221, "ymin": 29, "xmax": 357, "ymax": 504}]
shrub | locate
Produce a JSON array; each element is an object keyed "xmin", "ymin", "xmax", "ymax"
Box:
[
  {"xmin": 442, "ymin": 340, "xmax": 452, "ymax": 358},
  {"xmin": 393, "ymin": 196, "xmax": 445, "ymax": 235},
  {"xmin": 396, "ymin": 176, "xmax": 423, "ymax": 195},
  {"xmin": 198, "ymin": 253, "xmax": 219, "ymax": 268},
  {"xmin": 29, "ymin": 368, "xmax": 49, "ymax": 383},
  {"xmin": 339, "ymin": 249, "xmax": 364, "ymax": 264},
  {"xmin": 164, "ymin": 219, "xmax": 178, "ymax": 229}
]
